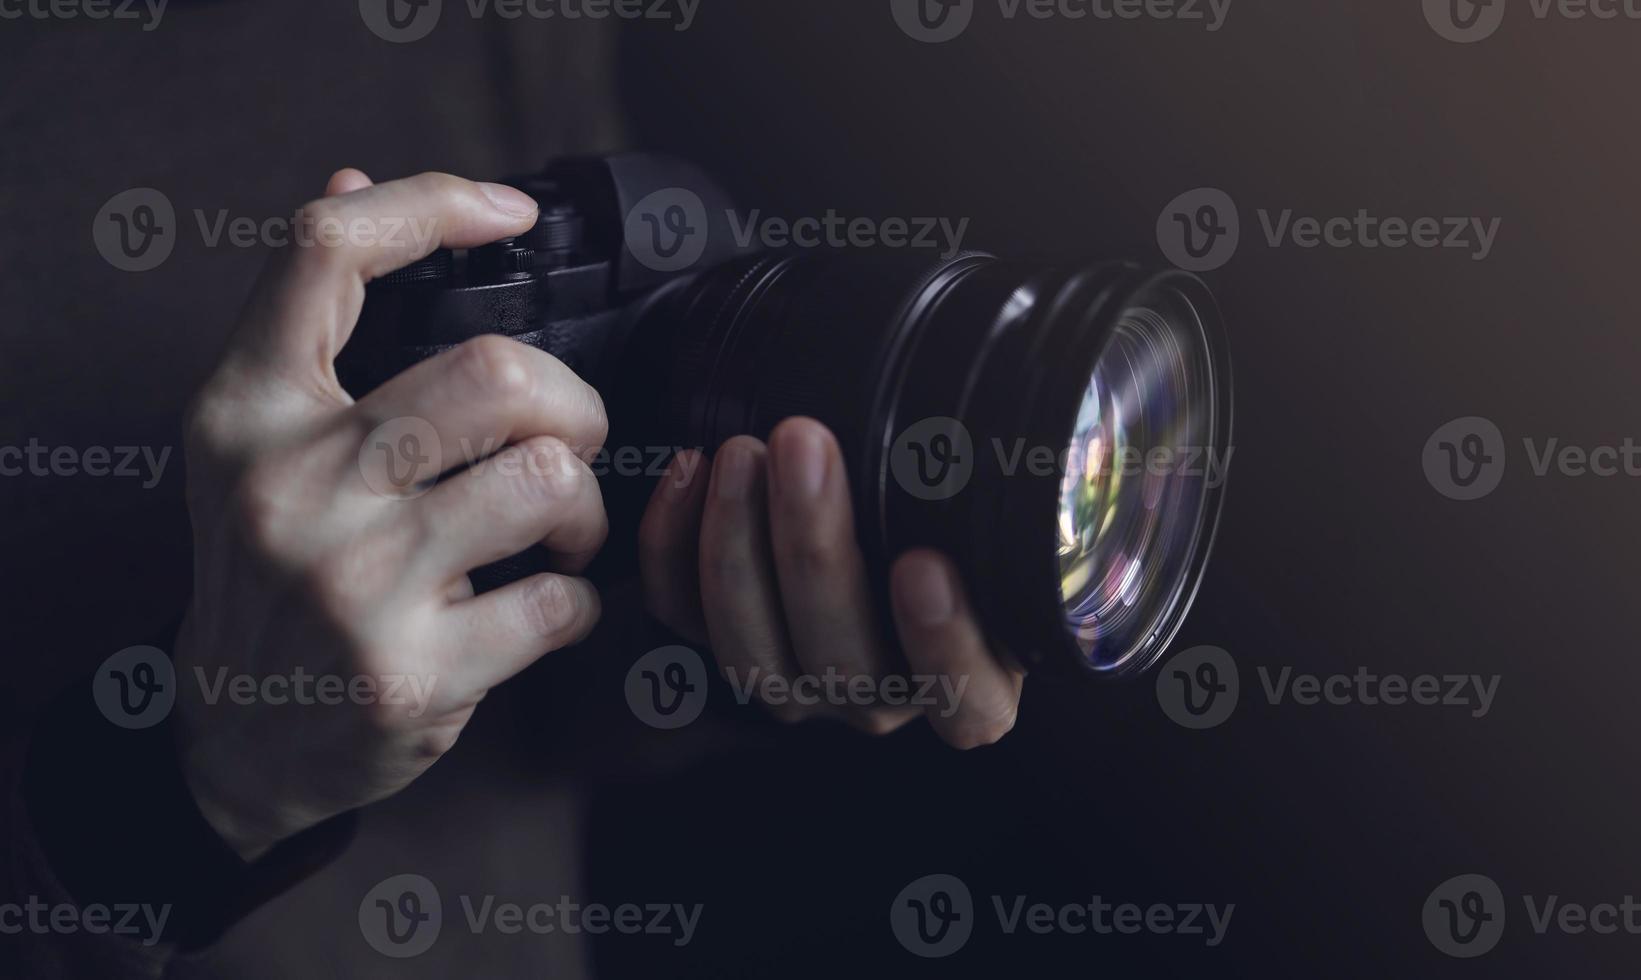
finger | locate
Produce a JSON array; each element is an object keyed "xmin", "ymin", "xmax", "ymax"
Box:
[
  {"xmin": 638, "ymin": 450, "xmax": 710, "ymax": 643},
  {"xmin": 409, "ymin": 436, "xmax": 607, "ymax": 583},
  {"xmin": 891, "ymin": 549, "xmax": 1023, "ymax": 750},
  {"xmin": 439, "ymin": 573, "xmax": 601, "ymax": 695},
  {"xmin": 224, "ymin": 172, "xmax": 539, "ymax": 386},
  {"xmin": 353, "ymin": 334, "xmax": 609, "ymax": 481},
  {"xmin": 766, "ymin": 419, "xmax": 893, "ymax": 688},
  {"xmin": 325, "ymin": 168, "xmax": 375, "ymax": 197},
  {"xmin": 697, "ymin": 438, "xmax": 806, "ymax": 717}
]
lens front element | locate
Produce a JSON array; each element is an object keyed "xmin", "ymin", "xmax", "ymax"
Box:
[{"xmin": 1057, "ymin": 292, "xmax": 1223, "ymax": 673}]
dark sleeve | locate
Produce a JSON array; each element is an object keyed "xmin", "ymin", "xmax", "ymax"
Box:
[{"xmin": 1, "ymin": 624, "xmax": 356, "ymax": 979}]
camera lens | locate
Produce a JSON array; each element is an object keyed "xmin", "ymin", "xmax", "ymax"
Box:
[
  {"xmin": 617, "ymin": 252, "xmax": 1231, "ymax": 679},
  {"xmin": 1058, "ymin": 296, "xmax": 1221, "ymax": 673}
]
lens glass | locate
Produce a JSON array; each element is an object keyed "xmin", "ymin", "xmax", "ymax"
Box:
[{"xmin": 1056, "ymin": 294, "xmax": 1220, "ymax": 671}]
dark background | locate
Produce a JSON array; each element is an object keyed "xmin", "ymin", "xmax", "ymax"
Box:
[{"xmin": 3, "ymin": 1, "xmax": 1637, "ymax": 976}]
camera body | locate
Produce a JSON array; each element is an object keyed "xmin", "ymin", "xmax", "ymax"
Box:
[{"xmin": 340, "ymin": 154, "xmax": 1233, "ymax": 679}]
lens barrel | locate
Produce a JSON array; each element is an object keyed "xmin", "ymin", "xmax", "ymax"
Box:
[{"xmin": 620, "ymin": 252, "xmax": 1232, "ymax": 679}]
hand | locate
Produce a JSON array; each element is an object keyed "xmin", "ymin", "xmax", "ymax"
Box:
[
  {"xmin": 638, "ymin": 418, "xmax": 1024, "ymax": 748},
  {"xmin": 175, "ymin": 169, "xmax": 609, "ymax": 860}
]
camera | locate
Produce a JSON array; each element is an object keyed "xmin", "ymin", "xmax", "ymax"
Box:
[{"xmin": 337, "ymin": 153, "xmax": 1232, "ymax": 679}]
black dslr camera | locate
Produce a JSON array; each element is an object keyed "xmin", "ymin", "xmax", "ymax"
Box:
[{"xmin": 338, "ymin": 154, "xmax": 1232, "ymax": 679}]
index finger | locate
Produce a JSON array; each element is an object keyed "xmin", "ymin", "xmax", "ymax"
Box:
[{"xmin": 222, "ymin": 172, "xmax": 539, "ymax": 392}]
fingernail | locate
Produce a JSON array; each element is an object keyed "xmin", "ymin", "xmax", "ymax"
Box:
[
  {"xmin": 479, "ymin": 182, "xmax": 539, "ymax": 219},
  {"xmin": 898, "ymin": 558, "xmax": 955, "ymax": 626},
  {"xmin": 773, "ymin": 426, "xmax": 827, "ymax": 501},
  {"xmin": 714, "ymin": 445, "xmax": 756, "ymax": 502}
]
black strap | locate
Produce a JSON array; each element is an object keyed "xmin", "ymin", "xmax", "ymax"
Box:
[{"xmin": 21, "ymin": 620, "xmax": 357, "ymax": 951}]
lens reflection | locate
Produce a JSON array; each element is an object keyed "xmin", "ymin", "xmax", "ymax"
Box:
[{"xmin": 1057, "ymin": 298, "xmax": 1217, "ymax": 671}]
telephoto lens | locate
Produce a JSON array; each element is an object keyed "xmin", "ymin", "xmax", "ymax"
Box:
[
  {"xmin": 618, "ymin": 251, "xmax": 1232, "ymax": 678},
  {"xmin": 340, "ymin": 155, "xmax": 1232, "ymax": 681}
]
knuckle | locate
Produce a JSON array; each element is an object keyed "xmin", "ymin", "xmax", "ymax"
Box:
[
  {"xmin": 947, "ymin": 702, "xmax": 1018, "ymax": 750},
  {"xmin": 700, "ymin": 533, "xmax": 757, "ymax": 587},
  {"xmin": 579, "ymin": 384, "xmax": 609, "ymax": 453},
  {"xmin": 783, "ymin": 530, "xmax": 849, "ymax": 576},
  {"xmin": 518, "ymin": 576, "xmax": 582, "ymax": 642},
  {"xmin": 225, "ymin": 461, "xmax": 292, "ymax": 551},
  {"xmin": 412, "ymin": 171, "xmax": 467, "ymax": 201},
  {"xmin": 501, "ymin": 437, "xmax": 583, "ymax": 508},
  {"xmin": 453, "ymin": 335, "xmax": 535, "ymax": 404},
  {"xmin": 309, "ymin": 524, "xmax": 416, "ymax": 601},
  {"xmin": 410, "ymin": 721, "xmax": 463, "ymax": 760}
]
